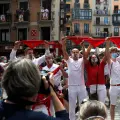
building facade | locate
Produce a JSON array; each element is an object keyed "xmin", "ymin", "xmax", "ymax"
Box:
[
  {"xmin": 112, "ymin": 0, "xmax": 120, "ymax": 36},
  {"xmin": 92, "ymin": 0, "xmax": 112, "ymax": 38},
  {"xmin": 0, "ymin": 0, "xmax": 60, "ymax": 55},
  {"xmin": 71, "ymin": 0, "xmax": 92, "ymax": 36}
]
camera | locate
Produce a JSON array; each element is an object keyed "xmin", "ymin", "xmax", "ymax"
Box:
[{"xmin": 38, "ymin": 70, "xmax": 51, "ymax": 95}]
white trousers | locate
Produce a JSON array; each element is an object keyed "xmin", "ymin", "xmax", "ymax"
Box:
[
  {"xmin": 90, "ymin": 85, "xmax": 106, "ymax": 103},
  {"xmin": 68, "ymin": 85, "xmax": 88, "ymax": 120},
  {"xmin": 109, "ymin": 86, "xmax": 120, "ymax": 105}
]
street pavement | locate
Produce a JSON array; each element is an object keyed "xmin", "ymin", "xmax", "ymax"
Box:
[{"xmin": 107, "ymin": 97, "xmax": 120, "ymax": 120}]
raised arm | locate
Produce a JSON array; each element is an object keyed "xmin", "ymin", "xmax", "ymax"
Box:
[
  {"xmin": 33, "ymin": 41, "xmax": 50, "ymax": 65},
  {"xmin": 60, "ymin": 38, "xmax": 69, "ymax": 61},
  {"xmin": 9, "ymin": 41, "xmax": 21, "ymax": 61},
  {"xmin": 105, "ymin": 37, "xmax": 111, "ymax": 64},
  {"xmin": 81, "ymin": 41, "xmax": 92, "ymax": 63}
]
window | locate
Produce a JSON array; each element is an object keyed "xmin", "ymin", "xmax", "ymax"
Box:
[
  {"xmin": 66, "ymin": 4, "xmax": 70, "ymax": 12},
  {"xmin": 19, "ymin": 1, "xmax": 28, "ymax": 10},
  {"xmin": 84, "ymin": 24, "xmax": 89, "ymax": 33},
  {"xmin": 72, "ymin": 9, "xmax": 92, "ymax": 20},
  {"xmin": 0, "ymin": 29, "xmax": 10, "ymax": 41},
  {"xmin": 104, "ymin": 17, "xmax": 108, "ymax": 24},
  {"xmin": 18, "ymin": 28, "xmax": 27, "ymax": 40},
  {"xmin": 114, "ymin": 27, "xmax": 119, "ymax": 36},
  {"xmin": 74, "ymin": 23, "xmax": 80, "ymax": 33},
  {"xmin": 96, "ymin": 28, "xmax": 100, "ymax": 36},
  {"xmin": 114, "ymin": 5, "xmax": 118, "ymax": 13},
  {"xmin": 0, "ymin": 3, "xmax": 10, "ymax": 15}
]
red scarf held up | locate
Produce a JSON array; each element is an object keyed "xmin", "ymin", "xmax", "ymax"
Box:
[
  {"xmin": 22, "ymin": 40, "xmax": 44, "ymax": 49},
  {"xmin": 22, "ymin": 40, "xmax": 61, "ymax": 49},
  {"xmin": 86, "ymin": 39, "xmax": 105, "ymax": 48},
  {"xmin": 110, "ymin": 37, "xmax": 120, "ymax": 48},
  {"xmin": 67, "ymin": 36, "xmax": 91, "ymax": 45}
]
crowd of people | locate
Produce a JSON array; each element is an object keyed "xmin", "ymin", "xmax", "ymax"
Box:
[{"xmin": 0, "ymin": 37, "xmax": 120, "ymax": 120}]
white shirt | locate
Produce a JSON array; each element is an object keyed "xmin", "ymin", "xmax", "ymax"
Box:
[
  {"xmin": 104, "ymin": 64, "xmax": 109, "ymax": 76},
  {"xmin": 9, "ymin": 49, "xmax": 45, "ymax": 66},
  {"xmin": 42, "ymin": 63, "xmax": 62, "ymax": 86},
  {"xmin": 109, "ymin": 56, "xmax": 120, "ymax": 84},
  {"xmin": 44, "ymin": 9, "xmax": 49, "ymax": 13},
  {"xmin": 66, "ymin": 57, "xmax": 85, "ymax": 86}
]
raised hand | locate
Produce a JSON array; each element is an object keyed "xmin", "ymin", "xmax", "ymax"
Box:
[
  {"xmin": 14, "ymin": 41, "xmax": 21, "ymax": 50},
  {"xmin": 44, "ymin": 40, "xmax": 49, "ymax": 49}
]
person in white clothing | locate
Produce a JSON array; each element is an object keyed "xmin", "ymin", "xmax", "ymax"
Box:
[
  {"xmin": 106, "ymin": 38, "xmax": 120, "ymax": 120},
  {"xmin": 61, "ymin": 38, "xmax": 88, "ymax": 120},
  {"xmin": 41, "ymin": 54, "xmax": 68, "ymax": 116},
  {"xmin": 9, "ymin": 41, "xmax": 50, "ymax": 66},
  {"xmin": 44, "ymin": 8, "xmax": 49, "ymax": 19}
]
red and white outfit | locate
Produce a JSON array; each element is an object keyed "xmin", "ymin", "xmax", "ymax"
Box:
[
  {"xmin": 86, "ymin": 60, "xmax": 106, "ymax": 103},
  {"xmin": 33, "ymin": 64, "xmax": 63, "ymax": 116},
  {"xmin": 66, "ymin": 57, "xmax": 88, "ymax": 120},
  {"xmin": 109, "ymin": 56, "xmax": 120, "ymax": 105}
]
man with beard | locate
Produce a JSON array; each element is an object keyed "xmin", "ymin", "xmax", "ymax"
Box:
[{"xmin": 10, "ymin": 41, "xmax": 50, "ymax": 66}]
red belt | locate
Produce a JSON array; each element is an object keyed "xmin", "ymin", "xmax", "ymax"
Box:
[{"xmin": 111, "ymin": 84, "xmax": 120, "ymax": 86}]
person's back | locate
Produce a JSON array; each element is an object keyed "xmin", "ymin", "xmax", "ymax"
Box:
[
  {"xmin": 0, "ymin": 58, "xmax": 69, "ymax": 120},
  {"xmin": 0, "ymin": 101, "xmax": 68, "ymax": 120}
]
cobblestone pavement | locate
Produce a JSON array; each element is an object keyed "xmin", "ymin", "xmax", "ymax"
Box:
[{"xmin": 107, "ymin": 97, "xmax": 120, "ymax": 120}]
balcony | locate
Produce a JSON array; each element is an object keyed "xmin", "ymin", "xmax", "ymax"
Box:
[
  {"xmin": 14, "ymin": 9, "xmax": 30, "ymax": 24},
  {"xmin": 84, "ymin": 3, "xmax": 90, "ymax": 9},
  {"xmin": 93, "ymin": 21, "xmax": 111, "ymax": 26},
  {"xmin": 112, "ymin": 14, "xmax": 120, "ymax": 26},
  {"xmin": 72, "ymin": 9, "xmax": 92, "ymax": 20},
  {"xmin": 37, "ymin": 11, "xmax": 53, "ymax": 24},
  {"xmin": 113, "ymin": 10, "xmax": 120, "ymax": 14},
  {"xmin": 94, "ymin": 10, "xmax": 110, "ymax": 16},
  {"xmin": 91, "ymin": 33, "xmax": 112, "ymax": 38},
  {"xmin": 0, "ymin": 14, "xmax": 12, "ymax": 25}
]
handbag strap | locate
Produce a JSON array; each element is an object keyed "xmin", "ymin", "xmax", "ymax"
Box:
[{"xmin": 96, "ymin": 65, "xmax": 99, "ymax": 93}]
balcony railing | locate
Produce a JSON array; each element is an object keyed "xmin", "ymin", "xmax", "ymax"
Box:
[
  {"xmin": 91, "ymin": 33, "xmax": 112, "ymax": 38},
  {"xmin": 113, "ymin": 10, "xmax": 120, "ymax": 14},
  {"xmin": 37, "ymin": 11, "xmax": 53, "ymax": 22},
  {"xmin": 14, "ymin": 10, "xmax": 30, "ymax": 23},
  {"xmin": 0, "ymin": 14, "xmax": 12, "ymax": 24},
  {"xmin": 84, "ymin": 3, "xmax": 90, "ymax": 9},
  {"xmin": 94, "ymin": 21, "xmax": 111, "ymax": 26},
  {"xmin": 70, "ymin": 31, "xmax": 111, "ymax": 38},
  {"xmin": 94, "ymin": 10, "xmax": 110, "ymax": 15}
]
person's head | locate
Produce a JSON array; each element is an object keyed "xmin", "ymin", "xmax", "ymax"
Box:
[
  {"xmin": 24, "ymin": 47, "xmax": 34, "ymax": 60},
  {"xmin": 45, "ymin": 54, "xmax": 54, "ymax": 66},
  {"xmin": 79, "ymin": 100, "xmax": 107, "ymax": 120},
  {"xmin": 89, "ymin": 54, "xmax": 100, "ymax": 66},
  {"xmin": 0, "ymin": 56, "xmax": 7, "ymax": 63},
  {"xmin": 110, "ymin": 47, "xmax": 118, "ymax": 60},
  {"xmin": 2, "ymin": 58, "xmax": 41, "ymax": 102},
  {"xmin": 71, "ymin": 48, "xmax": 79, "ymax": 60}
]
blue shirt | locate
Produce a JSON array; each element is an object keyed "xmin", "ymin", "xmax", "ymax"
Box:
[{"xmin": 0, "ymin": 101, "xmax": 69, "ymax": 120}]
